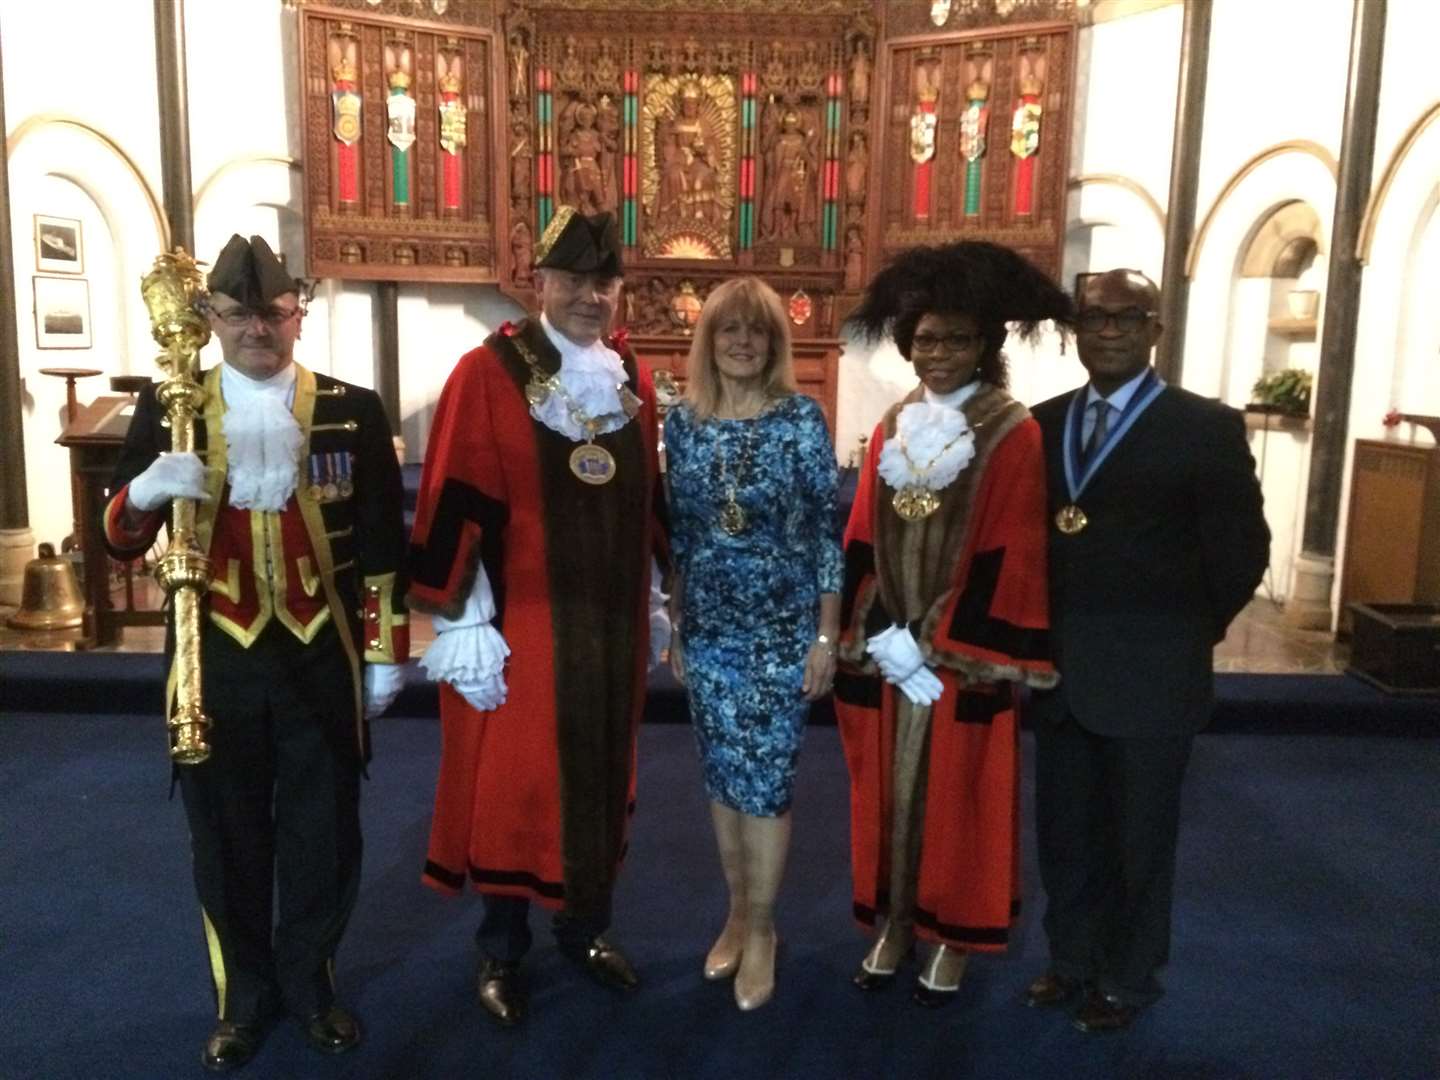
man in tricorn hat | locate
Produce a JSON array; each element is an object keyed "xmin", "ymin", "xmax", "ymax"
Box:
[
  {"xmin": 104, "ymin": 235, "xmax": 408, "ymax": 1071},
  {"xmin": 408, "ymin": 208, "xmax": 668, "ymax": 1027}
]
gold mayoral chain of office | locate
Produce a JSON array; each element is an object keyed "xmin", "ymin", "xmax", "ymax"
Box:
[
  {"xmin": 509, "ymin": 335, "xmax": 641, "ymax": 485},
  {"xmin": 715, "ymin": 414, "xmax": 767, "ymax": 536},
  {"xmin": 887, "ymin": 418, "xmax": 973, "ymax": 521}
]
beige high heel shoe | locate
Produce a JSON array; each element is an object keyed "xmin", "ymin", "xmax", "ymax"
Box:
[
  {"xmin": 703, "ymin": 919, "xmax": 746, "ymax": 980},
  {"xmin": 733, "ymin": 931, "xmax": 778, "ymax": 1011}
]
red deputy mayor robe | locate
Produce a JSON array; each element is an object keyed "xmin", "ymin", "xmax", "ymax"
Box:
[
  {"xmin": 836, "ymin": 384, "xmax": 1055, "ymax": 951},
  {"xmin": 407, "ymin": 320, "xmax": 664, "ymax": 916}
]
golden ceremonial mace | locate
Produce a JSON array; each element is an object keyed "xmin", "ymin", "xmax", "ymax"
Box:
[{"xmin": 140, "ymin": 250, "xmax": 214, "ymax": 764}]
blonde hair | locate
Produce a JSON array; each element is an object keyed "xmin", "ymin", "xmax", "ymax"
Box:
[{"xmin": 685, "ymin": 277, "xmax": 797, "ymax": 420}]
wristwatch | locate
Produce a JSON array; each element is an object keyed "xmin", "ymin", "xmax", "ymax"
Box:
[{"xmin": 816, "ymin": 633, "xmax": 836, "ymax": 653}]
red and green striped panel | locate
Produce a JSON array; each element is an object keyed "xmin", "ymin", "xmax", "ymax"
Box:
[
  {"xmin": 536, "ymin": 68, "xmax": 554, "ymax": 233},
  {"xmin": 623, "ymin": 70, "xmax": 639, "ymax": 247},
  {"xmin": 822, "ymin": 72, "xmax": 842, "ymax": 250},
  {"xmin": 739, "ymin": 72, "xmax": 756, "ymax": 249}
]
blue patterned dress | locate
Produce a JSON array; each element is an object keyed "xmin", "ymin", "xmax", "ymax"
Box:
[{"xmin": 666, "ymin": 394, "xmax": 843, "ymax": 816}]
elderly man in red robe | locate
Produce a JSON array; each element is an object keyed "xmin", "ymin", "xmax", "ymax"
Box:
[{"xmin": 407, "ymin": 208, "xmax": 668, "ymax": 1028}]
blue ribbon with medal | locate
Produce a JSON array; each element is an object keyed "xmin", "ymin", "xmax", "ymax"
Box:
[{"xmin": 1056, "ymin": 368, "xmax": 1165, "ymax": 534}]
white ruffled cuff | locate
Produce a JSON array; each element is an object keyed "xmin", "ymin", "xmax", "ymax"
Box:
[
  {"xmin": 648, "ymin": 558, "xmax": 671, "ymax": 666},
  {"xmin": 431, "ymin": 563, "xmax": 498, "ymax": 631},
  {"xmin": 419, "ymin": 622, "xmax": 510, "ymax": 685}
]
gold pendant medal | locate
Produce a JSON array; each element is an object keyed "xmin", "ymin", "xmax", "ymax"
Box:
[
  {"xmin": 1055, "ymin": 504, "xmax": 1088, "ymax": 535},
  {"xmin": 719, "ymin": 494, "xmax": 748, "ymax": 536},
  {"xmin": 570, "ymin": 441, "xmax": 616, "ymax": 485},
  {"xmin": 893, "ymin": 485, "xmax": 941, "ymax": 521}
]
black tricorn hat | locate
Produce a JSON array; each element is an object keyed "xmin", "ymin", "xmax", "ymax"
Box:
[
  {"xmin": 533, "ymin": 207, "xmax": 623, "ymax": 276},
  {"xmin": 847, "ymin": 240, "xmax": 1074, "ymax": 345},
  {"xmin": 207, "ymin": 234, "xmax": 301, "ymax": 307}
]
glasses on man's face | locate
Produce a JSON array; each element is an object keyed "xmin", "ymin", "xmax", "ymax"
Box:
[
  {"xmin": 206, "ymin": 302, "xmax": 302, "ymax": 329},
  {"xmin": 910, "ymin": 331, "xmax": 980, "ymax": 355},
  {"xmin": 1077, "ymin": 307, "xmax": 1155, "ymax": 334}
]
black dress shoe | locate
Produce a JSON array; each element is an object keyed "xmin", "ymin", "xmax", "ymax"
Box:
[
  {"xmin": 201, "ymin": 1020, "xmax": 266, "ymax": 1073},
  {"xmin": 851, "ymin": 965, "xmax": 898, "ymax": 991},
  {"xmin": 1022, "ymin": 971, "xmax": 1081, "ymax": 1008},
  {"xmin": 477, "ymin": 956, "xmax": 528, "ymax": 1027},
  {"xmin": 563, "ymin": 938, "xmax": 640, "ymax": 992},
  {"xmin": 302, "ymin": 1005, "xmax": 362, "ymax": 1054},
  {"xmin": 912, "ymin": 983, "xmax": 959, "ymax": 1008},
  {"xmin": 1072, "ymin": 988, "xmax": 1140, "ymax": 1033}
]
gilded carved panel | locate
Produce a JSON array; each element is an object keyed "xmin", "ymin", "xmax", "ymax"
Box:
[{"xmin": 298, "ymin": 5, "xmax": 500, "ymax": 282}]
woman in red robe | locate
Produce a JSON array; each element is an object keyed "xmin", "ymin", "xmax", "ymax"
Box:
[{"xmin": 836, "ymin": 242, "xmax": 1072, "ymax": 1005}]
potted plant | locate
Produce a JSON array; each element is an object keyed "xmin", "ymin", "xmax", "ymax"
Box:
[{"xmin": 1250, "ymin": 368, "xmax": 1313, "ymax": 417}]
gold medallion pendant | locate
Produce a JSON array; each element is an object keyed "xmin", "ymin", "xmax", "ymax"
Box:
[
  {"xmin": 1055, "ymin": 504, "xmax": 1088, "ymax": 534},
  {"xmin": 719, "ymin": 497, "xmax": 748, "ymax": 536},
  {"xmin": 570, "ymin": 442, "xmax": 616, "ymax": 485},
  {"xmin": 893, "ymin": 486, "xmax": 941, "ymax": 521}
]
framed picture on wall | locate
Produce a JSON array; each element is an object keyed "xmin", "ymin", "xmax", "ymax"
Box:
[
  {"xmin": 34, "ymin": 215, "xmax": 84, "ymax": 274},
  {"xmin": 33, "ymin": 276, "xmax": 92, "ymax": 349}
]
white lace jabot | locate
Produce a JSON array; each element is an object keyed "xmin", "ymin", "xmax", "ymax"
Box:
[
  {"xmin": 530, "ymin": 314, "xmax": 632, "ymax": 442},
  {"xmin": 220, "ymin": 361, "xmax": 303, "ymax": 511},
  {"xmin": 876, "ymin": 383, "xmax": 979, "ymax": 495}
]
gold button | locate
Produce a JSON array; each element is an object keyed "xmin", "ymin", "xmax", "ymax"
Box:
[{"xmin": 368, "ymin": 638, "xmax": 381, "ymax": 649}]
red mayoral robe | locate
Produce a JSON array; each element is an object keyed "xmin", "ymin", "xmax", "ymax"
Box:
[
  {"xmin": 408, "ymin": 319, "xmax": 665, "ymax": 916},
  {"xmin": 835, "ymin": 384, "xmax": 1055, "ymax": 951}
]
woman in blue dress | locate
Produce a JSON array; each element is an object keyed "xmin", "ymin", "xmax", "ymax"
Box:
[{"xmin": 666, "ymin": 277, "xmax": 842, "ymax": 1011}]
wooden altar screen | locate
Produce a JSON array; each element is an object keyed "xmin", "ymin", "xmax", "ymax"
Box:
[{"xmin": 294, "ymin": 1, "xmax": 1083, "ymax": 437}]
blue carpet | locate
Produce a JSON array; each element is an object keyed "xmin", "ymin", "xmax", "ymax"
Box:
[{"xmin": 0, "ymin": 713, "xmax": 1436, "ymax": 1079}]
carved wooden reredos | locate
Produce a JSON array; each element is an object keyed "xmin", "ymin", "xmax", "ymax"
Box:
[{"xmin": 297, "ymin": 0, "xmax": 1080, "ymax": 426}]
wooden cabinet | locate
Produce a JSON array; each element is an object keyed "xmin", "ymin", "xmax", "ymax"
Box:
[{"xmin": 1339, "ymin": 438, "xmax": 1440, "ymax": 630}]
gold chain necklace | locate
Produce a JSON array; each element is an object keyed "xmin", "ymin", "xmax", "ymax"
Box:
[
  {"xmin": 510, "ymin": 333, "xmax": 640, "ymax": 486},
  {"xmin": 714, "ymin": 404, "xmax": 772, "ymax": 535},
  {"xmin": 891, "ymin": 427, "xmax": 968, "ymax": 522}
]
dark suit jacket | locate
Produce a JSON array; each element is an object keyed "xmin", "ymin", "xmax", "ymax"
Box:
[{"xmin": 1030, "ymin": 382, "xmax": 1268, "ymax": 737}]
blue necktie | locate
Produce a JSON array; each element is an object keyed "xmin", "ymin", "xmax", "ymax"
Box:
[{"xmin": 1083, "ymin": 401, "xmax": 1111, "ymax": 466}]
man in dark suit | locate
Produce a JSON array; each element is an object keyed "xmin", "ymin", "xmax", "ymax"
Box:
[
  {"xmin": 104, "ymin": 236, "xmax": 409, "ymax": 1071},
  {"xmin": 1024, "ymin": 269, "xmax": 1268, "ymax": 1032}
]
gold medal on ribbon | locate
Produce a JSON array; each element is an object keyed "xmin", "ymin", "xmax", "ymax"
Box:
[
  {"xmin": 308, "ymin": 483, "xmax": 324, "ymax": 501},
  {"xmin": 893, "ymin": 485, "xmax": 941, "ymax": 521},
  {"xmin": 570, "ymin": 442, "xmax": 616, "ymax": 485},
  {"xmin": 1055, "ymin": 504, "xmax": 1088, "ymax": 534},
  {"xmin": 719, "ymin": 497, "xmax": 748, "ymax": 536},
  {"xmin": 324, "ymin": 482, "xmax": 340, "ymax": 500}
]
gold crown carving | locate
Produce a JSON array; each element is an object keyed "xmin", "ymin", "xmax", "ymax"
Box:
[{"xmin": 389, "ymin": 69, "xmax": 412, "ymax": 91}]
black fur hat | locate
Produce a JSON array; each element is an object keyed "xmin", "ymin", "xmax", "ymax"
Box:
[{"xmin": 847, "ymin": 241, "xmax": 1073, "ymax": 362}]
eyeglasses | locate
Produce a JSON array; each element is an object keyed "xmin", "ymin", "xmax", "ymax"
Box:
[
  {"xmin": 910, "ymin": 331, "xmax": 980, "ymax": 354},
  {"xmin": 1077, "ymin": 307, "xmax": 1156, "ymax": 334},
  {"xmin": 204, "ymin": 302, "xmax": 302, "ymax": 328}
]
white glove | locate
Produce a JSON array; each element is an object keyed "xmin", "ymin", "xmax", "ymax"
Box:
[
  {"xmin": 648, "ymin": 558, "xmax": 671, "ymax": 670},
  {"xmin": 896, "ymin": 665, "xmax": 944, "ymax": 706},
  {"xmin": 364, "ymin": 663, "xmax": 407, "ymax": 719},
  {"xmin": 419, "ymin": 565, "xmax": 511, "ymax": 714},
  {"xmin": 127, "ymin": 452, "xmax": 209, "ymax": 512},
  {"xmin": 865, "ymin": 624, "xmax": 926, "ymax": 683}
]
